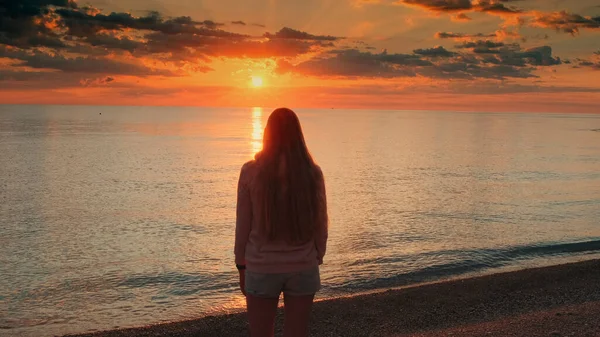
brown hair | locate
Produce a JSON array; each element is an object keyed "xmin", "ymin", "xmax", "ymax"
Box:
[{"xmin": 254, "ymin": 108, "xmax": 326, "ymax": 244}]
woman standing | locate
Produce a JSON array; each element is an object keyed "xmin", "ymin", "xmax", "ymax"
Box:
[{"xmin": 234, "ymin": 108, "xmax": 329, "ymax": 337}]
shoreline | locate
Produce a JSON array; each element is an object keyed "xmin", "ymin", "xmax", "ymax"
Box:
[{"xmin": 67, "ymin": 258, "xmax": 600, "ymax": 337}]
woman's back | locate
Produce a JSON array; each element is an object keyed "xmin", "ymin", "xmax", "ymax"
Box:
[{"xmin": 234, "ymin": 159, "xmax": 327, "ymax": 273}]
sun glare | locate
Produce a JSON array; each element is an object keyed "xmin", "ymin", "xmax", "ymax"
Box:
[
  {"xmin": 251, "ymin": 107, "xmax": 263, "ymax": 155},
  {"xmin": 251, "ymin": 76, "xmax": 264, "ymax": 88}
]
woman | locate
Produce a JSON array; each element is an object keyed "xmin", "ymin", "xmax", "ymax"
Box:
[{"xmin": 234, "ymin": 107, "xmax": 329, "ymax": 337}]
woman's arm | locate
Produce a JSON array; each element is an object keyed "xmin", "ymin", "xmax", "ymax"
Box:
[
  {"xmin": 234, "ymin": 163, "xmax": 252, "ymax": 267},
  {"xmin": 315, "ymin": 168, "xmax": 329, "ymax": 265}
]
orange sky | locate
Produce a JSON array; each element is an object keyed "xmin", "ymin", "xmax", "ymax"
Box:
[{"xmin": 0, "ymin": 0, "xmax": 599, "ymax": 112}]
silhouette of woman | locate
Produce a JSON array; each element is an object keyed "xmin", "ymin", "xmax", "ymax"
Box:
[{"xmin": 234, "ymin": 107, "xmax": 329, "ymax": 337}]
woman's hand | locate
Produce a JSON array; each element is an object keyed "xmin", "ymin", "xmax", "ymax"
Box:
[{"xmin": 239, "ymin": 270, "xmax": 247, "ymax": 296}]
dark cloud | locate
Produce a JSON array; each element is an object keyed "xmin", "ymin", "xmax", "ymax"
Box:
[
  {"xmin": 83, "ymin": 33, "xmax": 143, "ymax": 53},
  {"xmin": 400, "ymin": 0, "xmax": 472, "ymax": 12},
  {"xmin": 197, "ymin": 20, "xmax": 224, "ymax": 29},
  {"xmin": 399, "ymin": 0, "xmax": 521, "ymax": 15},
  {"xmin": 435, "ymin": 32, "xmax": 497, "ymax": 39},
  {"xmin": 276, "ymin": 42, "xmax": 560, "ymax": 80},
  {"xmin": 80, "ymin": 76, "xmax": 115, "ymax": 87},
  {"xmin": 140, "ymin": 30, "xmax": 330, "ymax": 59},
  {"xmin": 452, "ymin": 13, "xmax": 472, "ymax": 21},
  {"xmin": 0, "ymin": 0, "xmax": 76, "ymax": 48},
  {"xmin": 55, "ymin": 9, "xmax": 237, "ymax": 38},
  {"xmin": 276, "ymin": 49, "xmax": 419, "ymax": 78},
  {"xmin": 517, "ymin": 46, "xmax": 562, "ymax": 66},
  {"xmin": 457, "ymin": 40, "xmax": 505, "ymax": 49},
  {"xmin": 531, "ymin": 11, "xmax": 600, "ymax": 35},
  {"xmin": 264, "ymin": 27, "xmax": 340, "ymax": 41},
  {"xmin": 435, "ymin": 29, "xmax": 521, "ymax": 41},
  {"xmin": 0, "ymin": 45, "xmax": 177, "ymax": 76},
  {"xmin": 414, "ymin": 46, "xmax": 456, "ymax": 57},
  {"xmin": 459, "ymin": 44, "xmax": 561, "ymax": 66},
  {"xmin": 574, "ymin": 52, "xmax": 600, "ymax": 70},
  {"xmin": 477, "ymin": 0, "xmax": 523, "ymax": 14},
  {"xmin": 231, "ymin": 21, "xmax": 246, "ymax": 25},
  {"xmin": 456, "ymin": 40, "xmax": 506, "ymax": 53},
  {"xmin": 400, "ymin": 0, "xmax": 600, "ymax": 36}
]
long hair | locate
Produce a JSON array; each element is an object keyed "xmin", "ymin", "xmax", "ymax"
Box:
[{"xmin": 254, "ymin": 108, "xmax": 324, "ymax": 244}]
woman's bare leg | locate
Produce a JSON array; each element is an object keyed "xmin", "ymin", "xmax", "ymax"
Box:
[
  {"xmin": 283, "ymin": 293, "xmax": 315, "ymax": 337},
  {"xmin": 246, "ymin": 294, "xmax": 279, "ymax": 337}
]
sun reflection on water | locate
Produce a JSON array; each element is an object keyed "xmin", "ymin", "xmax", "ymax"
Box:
[{"xmin": 251, "ymin": 107, "xmax": 263, "ymax": 156}]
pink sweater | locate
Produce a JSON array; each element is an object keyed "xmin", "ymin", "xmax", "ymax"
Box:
[{"xmin": 234, "ymin": 160, "xmax": 328, "ymax": 273}]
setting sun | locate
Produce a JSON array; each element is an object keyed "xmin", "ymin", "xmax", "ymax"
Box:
[{"xmin": 251, "ymin": 76, "xmax": 264, "ymax": 88}]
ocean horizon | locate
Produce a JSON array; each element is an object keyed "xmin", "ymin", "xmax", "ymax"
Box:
[{"xmin": 1, "ymin": 105, "xmax": 600, "ymax": 336}]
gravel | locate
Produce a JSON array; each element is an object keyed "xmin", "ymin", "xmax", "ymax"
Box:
[{"xmin": 66, "ymin": 259, "xmax": 600, "ymax": 337}]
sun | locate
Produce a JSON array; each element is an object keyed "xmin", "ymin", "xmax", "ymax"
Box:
[{"xmin": 251, "ymin": 76, "xmax": 264, "ymax": 88}]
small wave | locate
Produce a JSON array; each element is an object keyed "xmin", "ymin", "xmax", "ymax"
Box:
[
  {"xmin": 117, "ymin": 270, "xmax": 237, "ymax": 297},
  {"xmin": 330, "ymin": 239, "xmax": 600, "ymax": 292}
]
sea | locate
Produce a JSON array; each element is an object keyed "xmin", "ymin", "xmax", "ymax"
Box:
[{"xmin": 1, "ymin": 105, "xmax": 600, "ymax": 336}]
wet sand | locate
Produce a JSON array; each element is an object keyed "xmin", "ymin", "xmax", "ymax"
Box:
[{"xmin": 67, "ymin": 259, "xmax": 600, "ymax": 337}]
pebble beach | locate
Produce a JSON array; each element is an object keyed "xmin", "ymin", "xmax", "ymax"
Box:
[{"xmin": 67, "ymin": 259, "xmax": 600, "ymax": 337}]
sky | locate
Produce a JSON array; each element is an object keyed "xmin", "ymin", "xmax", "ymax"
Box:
[{"xmin": 0, "ymin": 0, "xmax": 599, "ymax": 112}]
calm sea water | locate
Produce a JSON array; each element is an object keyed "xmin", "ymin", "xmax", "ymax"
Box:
[{"xmin": 1, "ymin": 105, "xmax": 600, "ymax": 336}]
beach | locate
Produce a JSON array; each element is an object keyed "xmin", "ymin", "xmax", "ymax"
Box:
[{"xmin": 67, "ymin": 259, "xmax": 600, "ymax": 337}]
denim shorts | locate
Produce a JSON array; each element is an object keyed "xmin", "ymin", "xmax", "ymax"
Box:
[{"xmin": 245, "ymin": 266, "xmax": 321, "ymax": 298}]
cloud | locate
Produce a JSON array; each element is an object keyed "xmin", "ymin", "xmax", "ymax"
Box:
[
  {"xmin": 477, "ymin": 0, "xmax": 523, "ymax": 15},
  {"xmin": 413, "ymin": 46, "xmax": 456, "ymax": 57},
  {"xmin": 228, "ymin": 21, "xmax": 265, "ymax": 28},
  {"xmin": 264, "ymin": 27, "xmax": 340, "ymax": 41},
  {"xmin": 0, "ymin": 45, "xmax": 177, "ymax": 76},
  {"xmin": 435, "ymin": 29, "xmax": 520, "ymax": 41},
  {"xmin": 276, "ymin": 49, "xmax": 419, "ymax": 78},
  {"xmin": 435, "ymin": 32, "xmax": 497, "ymax": 39},
  {"xmin": 80, "ymin": 76, "xmax": 115, "ymax": 86},
  {"xmin": 276, "ymin": 42, "xmax": 561, "ymax": 80},
  {"xmin": 396, "ymin": 0, "xmax": 600, "ymax": 36},
  {"xmin": 397, "ymin": 0, "xmax": 522, "ymax": 15},
  {"xmin": 139, "ymin": 29, "xmax": 332, "ymax": 59},
  {"xmin": 530, "ymin": 10, "xmax": 600, "ymax": 35},
  {"xmin": 452, "ymin": 13, "xmax": 472, "ymax": 21},
  {"xmin": 83, "ymin": 33, "xmax": 143, "ymax": 53},
  {"xmin": 399, "ymin": 0, "xmax": 472, "ymax": 12},
  {"xmin": 456, "ymin": 42, "xmax": 561, "ymax": 66},
  {"xmin": 574, "ymin": 51, "xmax": 600, "ymax": 70},
  {"xmin": 0, "ymin": 0, "xmax": 76, "ymax": 48},
  {"xmin": 456, "ymin": 40, "xmax": 506, "ymax": 53},
  {"xmin": 517, "ymin": 46, "xmax": 562, "ymax": 66},
  {"xmin": 55, "ymin": 9, "xmax": 238, "ymax": 38}
]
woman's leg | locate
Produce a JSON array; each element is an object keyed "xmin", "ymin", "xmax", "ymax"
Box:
[
  {"xmin": 246, "ymin": 294, "xmax": 279, "ymax": 337},
  {"xmin": 282, "ymin": 293, "xmax": 315, "ymax": 337}
]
